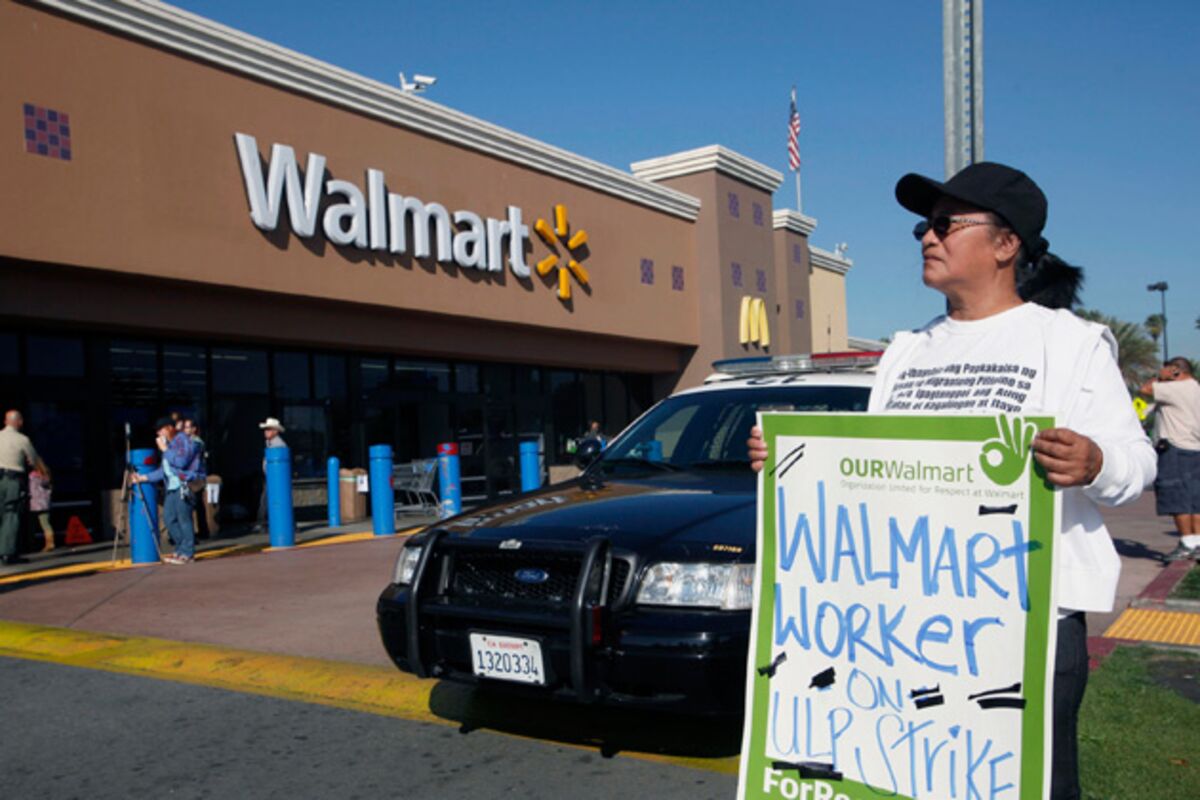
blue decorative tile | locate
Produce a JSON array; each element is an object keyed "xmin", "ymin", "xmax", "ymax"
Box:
[
  {"xmin": 728, "ymin": 192, "xmax": 740, "ymax": 218},
  {"xmin": 731, "ymin": 262, "xmax": 743, "ymax": 288},
  {"xmin": 640, "ymin": 258, "xmax": 654, "ymax": 285},
  {"xmin": 671, "ymin": 266, "xmax": 684, "ymax": 291},
  {"xmin": 756, "ymin": 269, "xmax": 767, "ymax": 293}
]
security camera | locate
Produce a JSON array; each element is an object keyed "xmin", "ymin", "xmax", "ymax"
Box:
[{"xmin": 399, "ymin": 72, "xmax": 437, "ymax": 93}]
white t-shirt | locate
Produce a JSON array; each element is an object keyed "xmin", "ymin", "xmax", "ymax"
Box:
[
  {"xmin": 878, "ymin": 306, "xmax": 1047, "ymax": 417},
  {"xmin": 871, "ymin": 303, "xmax": 1156, "ymax": 613},
  {"xmin": 1152, "ymin": 378, "xmax": 1200, "ymax": 450}
]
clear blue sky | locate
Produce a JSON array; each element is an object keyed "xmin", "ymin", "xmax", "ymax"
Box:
[{"xmin": 177, "ymin": 0, "xmax": 1200, "ymax": 358}]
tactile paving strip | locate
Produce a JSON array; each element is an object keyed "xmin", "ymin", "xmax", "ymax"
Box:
[{"xmin": 1103, "ymin": 608, "xmax": 1200, "ymax": 646}]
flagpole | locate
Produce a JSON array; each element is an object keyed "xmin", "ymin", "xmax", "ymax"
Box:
[{"xmin": 795, "ymin": 170, "xmax": 802, "ymax": 214}]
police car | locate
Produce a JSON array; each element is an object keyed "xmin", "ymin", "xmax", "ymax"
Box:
[{"xmin": 376, "ymin": 353, "xmax": 879, "ymax": 714}]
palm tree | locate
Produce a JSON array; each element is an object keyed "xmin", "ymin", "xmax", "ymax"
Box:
[
  {"xmin": 1145, "ymin": 313, "xmax": 1164, "ymax": 344},
  {"xmin": 1075, "ymin": 309, "xmax": 1160, "ymax": 387},
  {"xmin": 1144, "ymin": 313, "xmax": 1165, "ymax": 359}
]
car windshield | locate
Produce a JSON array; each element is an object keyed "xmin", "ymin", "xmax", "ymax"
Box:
[{"xmin": 594, "ymin": 384, "xmax": 870, "ymax": 475}]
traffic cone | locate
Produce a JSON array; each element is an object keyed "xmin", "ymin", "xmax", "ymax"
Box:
[{"xmin": 64, "ymin": 515, "xmax": 93, "ymax": 545}]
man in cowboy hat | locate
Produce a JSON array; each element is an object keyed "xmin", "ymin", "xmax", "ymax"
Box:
[{"xmin": 255, "ymin": 417, "xmax": 287, "ymax": 531}]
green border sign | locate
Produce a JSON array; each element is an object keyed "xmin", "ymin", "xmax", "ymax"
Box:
[{"xmin": 737, "ymin": 413, "xmax": 1058, "ymax": 800}]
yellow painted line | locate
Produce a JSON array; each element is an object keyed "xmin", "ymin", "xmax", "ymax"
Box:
[
  {"xmin": 0, "ymin": 620, "xmax": 738, "ymax": 774},
  {"xmin": 0, "ymin": 527, "xmax": 420, "ymax": 584},
  {"xmin": 283, "ymin": 526, "xmax": 420, "ymax": 551},
  {"xmin": 0, "ymin": 557, "xmax": 142, "ymax": 586},
  {"xmin": 1103, "ymin": 608, "xmax": 1200, "ymax": 646}
]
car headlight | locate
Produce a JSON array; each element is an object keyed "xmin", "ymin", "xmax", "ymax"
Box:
[
  {"xmin": 393, "ymin": 545, "xmax": 423, "ymax": 585},
  {"xmin": 636, "ymin": 562, "xmax": 755, "ymax": 610}
]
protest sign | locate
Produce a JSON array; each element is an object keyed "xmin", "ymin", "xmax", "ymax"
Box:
[{"xmin": 738, "ymin": 413, "xmax": 1059, "ymax": 800}]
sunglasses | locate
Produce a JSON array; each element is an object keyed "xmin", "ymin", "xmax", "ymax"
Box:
[{"xmin": 912, "ymin": 215, "xmax": 994, "ymax": 241}]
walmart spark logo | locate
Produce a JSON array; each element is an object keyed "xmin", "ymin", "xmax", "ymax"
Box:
[{"xmin": 534, "ymin": 204, "xmax": 590, "ymax": 301}]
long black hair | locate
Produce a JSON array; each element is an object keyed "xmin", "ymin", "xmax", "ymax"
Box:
[{"xmin": 1013, "ymin": 234, "xmax": 1084, "ymax": 310}]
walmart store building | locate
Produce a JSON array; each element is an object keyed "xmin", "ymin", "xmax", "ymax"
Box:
[{"xmin": 1, "ymin": 0, "xmax": 856, "ymax": 529}]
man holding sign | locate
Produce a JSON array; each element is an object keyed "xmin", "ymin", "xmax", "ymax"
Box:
[{"xmin": 747, "ymin": 163, "xmax": 1154, "ymax": 799}]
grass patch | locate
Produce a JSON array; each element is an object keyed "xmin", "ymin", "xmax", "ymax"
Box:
[
  {"xmin": 1080, "ymin": 645, "xmax": 1199, "ymax": 799},
  {"xmin": 1170, "ymin": 564, "xmax": 1200, "ymax": 600}
]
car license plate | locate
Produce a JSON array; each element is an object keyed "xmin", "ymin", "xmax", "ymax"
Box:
[{"xmin": 469, "ymin": 633, "xmax": 546, "ymax": 685}]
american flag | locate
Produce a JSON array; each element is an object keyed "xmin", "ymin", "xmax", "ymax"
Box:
[{"xmin": 787, "ymin": 87, "xmax": 801, "ymax": 171}]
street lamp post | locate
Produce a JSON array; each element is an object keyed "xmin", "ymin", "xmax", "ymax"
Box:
[{"xmin": 1147, "ymin": 281, "xmax": 1169, "ymax": 361}]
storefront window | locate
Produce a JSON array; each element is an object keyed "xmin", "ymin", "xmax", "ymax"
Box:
[
  {"xmin": 109, "ymin": 339, "xmax": 159, "ymax": 410},
  {"xmin": 0, "ymin": 333, "xmax": 17, "ymax": 374},
  {"xmin": 582, "ymin": 372, "xmax": 604, "ymax": 431},
  {"xmin": 313, "ymin": 354, "xmax": 347, "ymax": 399},
  {"xmin": 281, "ymin": 404, "xmax": 328, "ymax": 477},
  {"xmin": 483, "ymin": 364, "xmax": 512, "ymax": 399},
  {"xmin": 549, "ymin": 370, "xmax": 581, "ymax": 462},
  {"xmin": 273, "ymin": 352, "xmax": 311, "ymax": 400},
  {"xmin": 604, "ymin": 373, "xmax": 630, "ymax": 433},
  {"xmin": 163, "ymin": 344, "xmax": 208, "ymax": 428},
  {"xmin": 359, "ymin": 358, "xmax": 389, "ymax": 395},
  {"xmin": 514, "ymin": 366, "xmax": 543, "ymax": 396},
  {"xmin": 212, "ymin": 348, "xmax": 268, "ymax": 394},
  {"xmin": 27, "ymin": 335, "xmax": 84, "ymax": 377},
  {"xmin": 394, "ymin": 359, "xmax": 450, "ymax": 392},
  {"xmin": 454, "ymin": 363, "xmax": 480, "ymax": 394}
]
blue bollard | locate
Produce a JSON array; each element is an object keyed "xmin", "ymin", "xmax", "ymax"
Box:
[
  {"xmin": 519, "ymin": 440, "xmax": 540, "ymax": 492},
  {"xmin": 327, "ymin": 456, "xmax": 341, "ymax": 528},
  {"xmin": 437, "ymin": 442, "xmax": 461, "ymax": 519},
  {"xmin": 266, "ymin": 446, "xmax": 295, "ymax": 548},
  {"xmin": 369, "ymin": 444, "xmax": 395, "ymax": 536},
  {"xmin": 129, "ymin": 447, "xmax": 159, "ymax": 565}
]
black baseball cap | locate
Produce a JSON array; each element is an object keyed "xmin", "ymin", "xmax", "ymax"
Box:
[
  {"xmin": 895, "ymin": 162, "xmax": 1048, "ymax": 257},
  {"xmin": 154, "ymin": 416, "xmax": 175, "ymax": 431}
]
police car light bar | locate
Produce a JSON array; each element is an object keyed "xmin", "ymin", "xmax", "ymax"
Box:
[{"xmin": 712, "ymin": 352, "xmax": 882, "ymax": 376}]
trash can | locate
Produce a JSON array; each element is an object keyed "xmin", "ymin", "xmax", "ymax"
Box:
[
  {"xmin": 339, "ymin": 468, "xmax": 369, "ymax": 522},
  {"xmin": 203, "ymin": 475, "xmax": 221, "ymax": 537}
]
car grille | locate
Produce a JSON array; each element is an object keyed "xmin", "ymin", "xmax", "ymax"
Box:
[{"xmin": 449, "ymin": 550, "xmax": 632, "ymax": 606}]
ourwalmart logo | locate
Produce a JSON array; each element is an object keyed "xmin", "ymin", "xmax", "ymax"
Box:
[
  {"xmin": 979, "ymin": 414, "xmax": 1037, "ymax": 486},
  {"xmin": 534, "ymin": 204, "xmax": 590, "ymax": 301}
]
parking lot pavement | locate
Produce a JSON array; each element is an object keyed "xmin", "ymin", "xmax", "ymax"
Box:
[{"xmin": 0, "ymin": 532, "xmax": 412, "ymax": 666}]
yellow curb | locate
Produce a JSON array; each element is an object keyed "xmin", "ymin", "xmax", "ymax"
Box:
[
  {"xmin": 1102, "ymin": 607, "xmax": 1200, "ymax": 646},
  {"xmin": 294, "ymin": 527, "xmax": 420, "ymax": 549},
  {"xmin": 0, "ymin": 620, "xmax": 738, "ymax": 775},
  {"xmin": 0, "ymin": 528, "xmax": 421, "ymax": 586},
  {"xmin": 0, "ymin": 557, "xmax": 139, "ymax": 586}
]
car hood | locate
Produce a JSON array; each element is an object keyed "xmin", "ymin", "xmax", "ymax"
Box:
[{"xmin": 434, "ymin": 472, "xmax": 756, "ymax": 561}]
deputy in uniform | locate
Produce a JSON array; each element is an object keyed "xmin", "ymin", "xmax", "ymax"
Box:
[{"xmin": 0, "ymin": 410, "xmax": 42, "ymax": 566}]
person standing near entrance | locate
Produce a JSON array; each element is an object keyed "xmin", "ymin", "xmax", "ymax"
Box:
[
  {"xmin": 0, "ymin": 410, "xmax": 41, "ymax": 565},
  {"xmin": 1139, "ymin": 357, "xmax": 1200, "ymax": 560},
  {"xmin": 255, "ymin": 417, "xmax": 287, "ymax": 531},
  {"xmin": 133, "ymin": 417, "xmax": 200, "ymax": 564},
  {"xmin": 29, "ymin": 462, "xmax": 54, "ymax": 552},
  {"xmin": 749, "ymin": 162, "xmax": 1155, "ymax": 800}
]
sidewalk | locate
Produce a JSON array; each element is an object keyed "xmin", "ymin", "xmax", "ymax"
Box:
[
  {"xmin": 0, "ymin": 511, "xmax": 438, "ymax": 588},
  {"xmin": 0, "ymin": 491, "xmax": 1194, "ymax": 663}
]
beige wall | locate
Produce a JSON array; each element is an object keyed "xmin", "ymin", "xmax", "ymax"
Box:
[
  {"xmin": 649, "ymin": 171, "xmax": 777, "ymax": 391},
  {"xmin": 809, "ymin": 265, "xmax": 849, "ymax": 353},
  {"xmin": 772, "ymin": 228, "xmax": 813, "ymax": 354},
  {"xmin": 0, "ymin": 2, "xmax": 698, "ymax": 358}
]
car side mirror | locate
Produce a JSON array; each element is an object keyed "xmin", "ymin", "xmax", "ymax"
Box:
[{"xmin": 574, "ymin": 438, "xmax": 603, "ymax": 470}]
